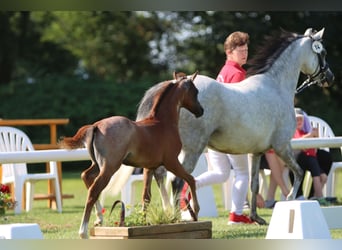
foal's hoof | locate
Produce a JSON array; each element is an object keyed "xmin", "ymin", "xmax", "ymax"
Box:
[
  {"xmin": 94, "ymin": 219, "xmax": 103, "ymax": 226},
  {"xmin": 79, "ymin": 232, "xmax": 88, "ymax": 239},
  {"xmin": 250, "ymin": 215, "xmax": 267, "ymax": 225}
]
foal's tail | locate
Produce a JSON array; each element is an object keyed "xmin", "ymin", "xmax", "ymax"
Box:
[{"xmin": 59, "ymin": 124, "xmax": 95, "ymax": 150}]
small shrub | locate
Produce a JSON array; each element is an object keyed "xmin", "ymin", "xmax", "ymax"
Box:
[{"xmin": 105, "ymin": 201, "xmax": 181, "ymax": 227}]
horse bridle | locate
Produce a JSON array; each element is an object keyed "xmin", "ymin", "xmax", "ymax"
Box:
[{"xmin": 296, "ymin": 38, "xmax": 330, "ymax": 94}]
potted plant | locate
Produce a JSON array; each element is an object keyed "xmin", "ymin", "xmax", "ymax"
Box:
[{"xmin": 90, "ymin": 200, "xmax": 212, "ymax": 239}]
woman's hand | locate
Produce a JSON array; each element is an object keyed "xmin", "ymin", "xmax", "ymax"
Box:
[{"xmin": 311, "ymin": 127, "xmax": 319, "ymax": 137}]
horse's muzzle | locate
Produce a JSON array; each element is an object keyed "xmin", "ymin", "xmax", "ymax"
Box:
[
  {"xmin": 317, "ymin": 67, "xmax": 334, "ymax": 88},
  {"xmin": 324, "ymin": 68, "xmax": 335, "ymax": 87},
  {"xmin": 195, "ymin": 106, "xmax": 204, "ymax": 118}
]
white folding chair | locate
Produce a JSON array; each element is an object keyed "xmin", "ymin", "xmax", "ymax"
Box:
[
  {"xmin": 307, "ymin": 116, "xmax": 342, "ymax": 197},
  {"xmin": 0, "ymin": 126, "xmax": 62, "ymax": 214}
]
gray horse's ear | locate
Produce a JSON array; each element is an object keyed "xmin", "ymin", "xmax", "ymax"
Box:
[
  {"xmin": 304, "ymin": 28, "xmax": 313, "ymax": 36},
  {"xmin": 190, "ymin": 71, "xmax": 199, "ymax": 81},
  {"xmin": 311, "ymin": 28, "xmax": 325, "ymax": 40}
]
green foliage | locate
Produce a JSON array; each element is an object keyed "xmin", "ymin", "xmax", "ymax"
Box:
[
  {"xmin": 106, "ymin": 201, "xmax": 181, "ymax": 227},
  {"xmin": 144, "ymin": 202, "xmax": 181, "ymax": 226},
  {"xmin": 38, "ymin": 11, "xmax": 167, "ymax": 81},
  {"xmin": 0, "ymin": 75, "xmax": 158, "ymax": 145}
]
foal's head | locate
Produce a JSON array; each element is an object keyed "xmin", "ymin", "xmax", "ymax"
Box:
[
  {"xmin": 173, "ymin": 71, "xmax": 203, "ymax": 118},
  {"xmin": 137, "ymin": 71, "xmax": 203, "ymax": 120}
]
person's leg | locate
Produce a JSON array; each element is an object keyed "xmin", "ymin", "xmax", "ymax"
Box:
[
  {"xmin": 309, "ymin": 149, "xmax": 332, "ymax": 198},
  {"xmin": 317, "ymin": 149, "xmax": 333, "ymax": 175},
  {"xmin": 299, "ymin": 155, "xmax": 323, "ymax": 198},
  {"xmin": 265, "ymin": 152, "xmax": 290, "ymax": 198},
  {"xmin": 180, "ymin": 149, "xmax": 231, "ymax": 208},
  {"xmin": 196, "ymin": 149, "xmax": 231, "ymax": 189},
  {"xmin": 312, "ymin": 176, "xmax": 324, "ymax": 197},
  {"xmin": 265, "ymin": 174, "xmax": 278, "ymax": 207},
  {"xmin": 261, "ymin": 153, "xmax": 277, "ymax": 207},
  {"xmin": 227, "ymin": 154, "xmax": 253, "ymax": 224}
]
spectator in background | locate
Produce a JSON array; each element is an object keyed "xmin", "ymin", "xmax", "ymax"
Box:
[{"xmin": 289, "ymin": 108, "xmax": 332, "ymax": 205}]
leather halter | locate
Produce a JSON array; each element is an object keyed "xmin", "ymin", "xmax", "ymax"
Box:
[{"xmin": 296, "ymin": 38, "xmax": 330, "ymax": 94}]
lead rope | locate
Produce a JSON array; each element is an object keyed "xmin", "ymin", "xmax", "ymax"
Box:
[
  {"xmin": 295, "ymin": 77, "xmax": 318, "ymax": 94},
  {"xmin": 184, "ymin": 198, "xmax": 198, "ymax": 221},
  {"xmin": 109, "ymin": 200, "xmax": 126, "ymax": 227}
]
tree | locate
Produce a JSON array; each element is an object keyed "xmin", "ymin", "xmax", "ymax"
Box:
[
  {"xmin": 0, "ymin": 12, "xmax": 19, "ymax": 84},
  {"xmin": 39, "ymin": 11, "xmax": 171, "ymax": 82},
  {"xmin": 0, "ymin": 11, "xmax": 78, "ymax": 85}
]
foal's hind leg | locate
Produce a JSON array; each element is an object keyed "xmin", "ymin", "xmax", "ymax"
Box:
[
  {"xmin": 81, "ymin": 163, "xmax": 103, "ymax": 227},
  {"xmin": 79, "ymin": 163, "xmax": 120, "ymax": 239}
]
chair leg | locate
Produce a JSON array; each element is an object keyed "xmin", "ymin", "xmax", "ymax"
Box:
[
  {"xmin": 326, "ymin": 163, "xmax": 342, "ymax": 197},
  {"xmin": 14, "ymin": 181, "xmax": 24, "ymax": 214},
  {"xmin": 49, "ymin": 161, "xmax": 62, "ymax": 213},
  {"xmin": 303, "ymin": 171, "xmax": 312, "ymax": 198},
  {"xmin": 53, "ymin": 178, "xmax": 62, "ymax": 213},
  {"xmin": 25, "ymin": 181, "xmax": 35, "ymax": 212}
]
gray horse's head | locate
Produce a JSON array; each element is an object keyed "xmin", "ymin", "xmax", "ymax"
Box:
[{"xmin": 302, "ymin": 28, "xmax": 334, "ymax": 88}]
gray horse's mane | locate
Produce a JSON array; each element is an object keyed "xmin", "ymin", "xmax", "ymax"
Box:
[
  {"xmin": 247, "ymin": 29, "xmax": 302, "ymax": 76},
  {"xmin": 137, "ymin": 30, "xmax": 303, "ymax": 120}
]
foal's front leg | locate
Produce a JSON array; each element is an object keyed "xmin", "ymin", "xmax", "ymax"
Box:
[
  {"xmin": 166, "ymin": 161, "xmax": 199, "ymax": 220},
  {"xmin": 142, "ymin": 168, "xmax": 154, "ymax": 210}
]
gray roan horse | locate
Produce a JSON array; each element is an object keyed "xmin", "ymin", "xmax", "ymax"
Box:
[{"xmin": 109, "ymin": 28, "xmax": 334, "ymax": 225}]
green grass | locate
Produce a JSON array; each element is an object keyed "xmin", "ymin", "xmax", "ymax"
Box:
[{"xmin": 1, "ymin": 171, "xmax": 342, "ymax": 239}]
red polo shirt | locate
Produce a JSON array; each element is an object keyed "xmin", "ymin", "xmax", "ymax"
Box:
[
  {"xmin": 216, "ymin": 60, "xmax": 246, "ymax": 83},
  {"xmin": 293, "ymin": 129, "xmax": 317, "ymax": 157}
]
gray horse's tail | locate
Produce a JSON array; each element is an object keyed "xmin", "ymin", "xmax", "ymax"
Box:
[{"xmin": 101, "ymin": 164, "xmax": 135, "ymax": 199}]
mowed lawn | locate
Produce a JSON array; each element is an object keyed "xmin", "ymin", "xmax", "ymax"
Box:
[{"xmin": 1, "ymin": 169, "xmax": 342, "ymax": 239}]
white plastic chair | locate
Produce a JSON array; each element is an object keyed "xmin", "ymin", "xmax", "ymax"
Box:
[
  {"xmin": 306, "ymin": 116, "xmax": 342, "ymax": 197},
  {"xmin": 0, "ymin": 126, "xmax": 62, "ymax": 214}
]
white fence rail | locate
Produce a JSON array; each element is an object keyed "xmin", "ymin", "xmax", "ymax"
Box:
[
  {"xmin": 0, "ymin": 149, "xmax": 89, "ymax": 164},
  {"xmin": 0, "ymin": 137, "xmax": 341, "ymax": 164}
]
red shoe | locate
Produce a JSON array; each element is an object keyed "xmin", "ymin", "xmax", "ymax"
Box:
[
  {"xmin": 180, "ymin": 182, "xmax": 192, "ymax": 210},
  {"xmin": 228, "ymin": 212, "xmax": 253, "ymax": 225}
]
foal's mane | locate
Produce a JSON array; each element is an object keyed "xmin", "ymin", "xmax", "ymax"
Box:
[
  {"xmin": 247, "ymin": 29, "xmax": 302, "ymax": 76},
  {"xmin": 143, "ymin": 80, "xmax": 176, "ymax": 119}
]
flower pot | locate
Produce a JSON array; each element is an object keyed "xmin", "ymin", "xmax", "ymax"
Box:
[{"xmin": 90, "ymin": 220, "xmax": 212, "ymax": 239}]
